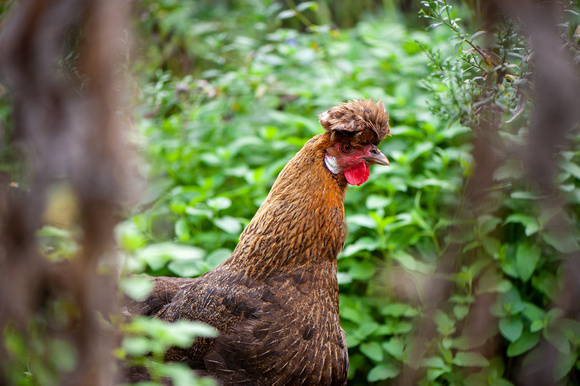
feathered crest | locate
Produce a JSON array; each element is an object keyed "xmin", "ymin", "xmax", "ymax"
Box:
[{"xmin": 318, "ymin": 99, "xmax": 391, "ymax": 145}]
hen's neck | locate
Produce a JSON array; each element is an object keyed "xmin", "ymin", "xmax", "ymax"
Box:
[{"xmin": 223, "ymin": 133, "xmax": 347, "ymax": 278}]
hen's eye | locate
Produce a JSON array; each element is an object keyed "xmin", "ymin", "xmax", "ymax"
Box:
[{"xmin": 342, "ymin": 143, "xmax": 353, "ymax": 153}]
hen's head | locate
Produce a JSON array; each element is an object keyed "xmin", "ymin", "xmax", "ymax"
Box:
[{"xmin": 319, "ymin": 99, "xmax": 391, "ymax": 186}]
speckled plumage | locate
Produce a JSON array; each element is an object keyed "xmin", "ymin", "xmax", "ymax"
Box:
[{"xmin": 126, "ymin": 100, "xmax": 390, "ymax": 385}]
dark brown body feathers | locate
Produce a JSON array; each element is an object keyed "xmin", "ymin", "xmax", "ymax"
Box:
[{"xmin": 126, "ymin": 100, "xmax": 390, "ymax": 385}]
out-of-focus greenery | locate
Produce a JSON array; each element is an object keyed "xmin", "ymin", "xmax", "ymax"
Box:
[{"xmin": 2, "ymin": 0, "xmax": 580, "ymax": 384}]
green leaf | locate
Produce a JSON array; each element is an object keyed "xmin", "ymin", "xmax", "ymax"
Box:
[
  {"xmin": 452, "ymin": 352, "xmax": 490, "ymax": 367},
  {"xmin": 451, "ymin": 335, "xmax": 488, "ymax": 350},
  {"xmin": 360, "ymin": 341, "xmax": 384, "ymax": 362},
  {"xmin": 433, "ymin": 310, "xmax": 455, "ymax": 336},
  {"xmin": 478, "ymin": 215, "xmax": 501, "ymax": 235},
  {"xmin": 522, "ymin": 302, "xmax": 545, "ymax": 322},
  {"xmin": 560, "ymin": 160, "xmax": 580, "ymax": 180},
  {"xmin": 277, "ymin": 9, "xmax": 297, "ymax": 19},
  {"xmin": 137, "ymin": 243, "xmax": 205, "ymax": 271},
  {"xmin": 504, "ymin": 214, "xmax": 540, "ymax": 236},
  {"xmin": 380, "ymin": 303, "xmax": 417, "ymax": 317},
  {"xmin": 205, "ymin": 248, "xmax": 231, "ymax": 269},
  {"xmin": 532, "ymin": 272, "xmax": 559, "ymax": 300},
  {"xmin": 168, "ymin": 259, "xmax": 205, "ymax": 277},
  {"xmin": 392, "ymin": 321, "xmax": 413, "ymax": 334},
  {"xmin": 347, "ymin": 260, "xmax": 376, "ymax": 280},
  {"xmin": 214, "ymin": 216, "xmax": 242, "ymax": 234},
  {"xmin": 123, "ymin": 336, "xmax": 150, "ymax": 356},
  {"xmin": 477, "ymin": 269, "xmax": 512, "ymax": 294},
  {"xmin": 382, "ymin": 338, "xmax": 404, "ymax": 360},
  {"xmin": 121, "ymin": 276, "xmax": 154, "ymax": 301},
  {"xmin": 296, "ymin": 1, "xmax": 318, "ymax": 11},
  {"xmin": 206, "ymin": 196, "xmax": 231, "ymax": 210},
  {"xmin": 175, "ymin": 218, "xmax": 191, "ymax": 241},
  {"xmin": 553, "ymin": 352, "xmax": 578, "ymax": 381},
  {"xmin": 516, "ymin": 243, "xmax": 541, "ymax": 282},
  {"xmin": 421, "ymin": 356, "xmax": 446, "ymax": 369},
  {"xmin": 157, "ymin": 362, "xmax": 204, "ymax": 385},
  {"xmin": 366, "ymin": 194, "xmax": 392, "ymax": 209},
  {"xmin": 391, "ymin": 250, "xmax": 432, "ymax": 273},
  {"xmin": 347, "ymin": 214, "xmax": 377, "ymax": 229},
  {"xmin": 542, "ymin": 232, "xmax": 580, "ymax": 253},
  {"xmin": 367, "ymin": 363, "xmax": 400, "ymax": 382},
  {"xmin": 116, "ymin": 222, "xmax": 147, "ymax": 252},
  {"xmin": 511, "ymin": 191, "xmax": 543, "ymax": 200},
  {"xmin": 453, "ymin": 305, "xmax": 469, "ymax": 320},
  {"xmin": 544, "ymin": 327, "xmax": 570, "ymax": 354},
  {"xmin": 341, "ymin": 237, "xmax": 380, "ymax": 257},
  {"xmin": 507, "ymin": 332, "xmax": 540, "ymax": 357},
  {"xmin": 499, "ymin": 317, "xmax": 524, "ymax": 342}
]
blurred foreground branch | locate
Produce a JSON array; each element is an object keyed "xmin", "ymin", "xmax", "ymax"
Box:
[{"xmin": 0, "ymin": 0, "xmax": 130, "ymax": 384}]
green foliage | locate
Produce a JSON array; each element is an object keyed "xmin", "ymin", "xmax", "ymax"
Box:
[
  {"xmin": 124, "ymin": 0, "xmax": 580, "ymax": 382},
  {"xmin": 121, "ymin": 274, "xmax": 218, "ymax": 385}
]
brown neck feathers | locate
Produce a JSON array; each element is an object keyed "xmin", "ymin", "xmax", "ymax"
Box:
[{"xmin": 223, "ymin": 133, "xmax": 347, "ymax": 278}]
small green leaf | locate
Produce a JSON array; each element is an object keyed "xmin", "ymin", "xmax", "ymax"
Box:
[
  {"xmin": 560, "ymin": 160, "xmax": 580, "ymax": 180},
  {"xmin": 522, "ymin": 302, "xmax": 545, "ymax": 322},
  {"xmin": 421, "ymin": 356, "xmax": 446, "ymax": 368},
  {"xmin": 507, "ymin": 332, "xmax": 540, "ymax": 357},
  {"xmin": 542, "ymin": 232, "xmax": 580, "ymax": 253},
  {"xmin": 451, "ymin": 335, "xmax": 488, "ymax": 350},
  {"xmin": 296, "ymin": 1, "xmax": 318, "ymax": 12},
  {"xmin": 532, "ymin": 272, "xmax": 559, "ymax": 300},
  {"xmin": 123, "ymin": 336, "xmax": 150, "ymax": 356},
  {"xmin": 478, "ymin": 215, "xmax": 501, "ymax": 235},
  {"xmin": 544, "ymin": 327, "xmax": 570, "ymax": 354},
  {"xmin": 433, "ymin": 310, "xmax": 455, "ymax": 336},
  {"xmin": 367, "ymin": 363, "xmax": 400, "ymax": 382},
  {"xmin": 366, "ymin": 194, "xmax": 391, "ymax": 209},
  {"xmin": 121, "ymin": 276, "xmax": 154, "ymax": 301},
  {"xmin": 168, "ymin": 259, "xmax": 205, "ymax": 277},
  {"xmin": 452, "ymin": 352, "xmax": 490, "ymax": 367},
  {"xmin": 453, "ymin": 305, "xmax": 469, "ymax": 320},
  {"xmin": 360, "ymin": 341, "xmax": 383, "ymax": 362},
  {"xmin": 206, "ymin": 196, "xmax": 231, "ymax": 210},
  {"xmin": 341, "ymin": 237, "xmax": 380, "ymax": 257},
  {"xmin": 205, "ymin": 248, "xmax": 231, "ymax": 269},
  {"xmin": 511, "ymin": 191, "xmax": 543, "ymax": 200},
  {"xmin": 504, "ymin": 214, "xmax": 540, "ymax": 236},
  {"xmin": 554, "ymin": 352, "xmax": 578, "ymax": 381},
  {"xmin": 137, "ymin": 243, "xmax": 205, "ymax": 271},
  {"xmin": 348, "ymin": 260, "xmax": 376, "ymax": 280},
  {"xmin": 499, "ymin": 317, "xmax": 524, "ymax": 342},
  {"xmin": 381, "ymin": 303, "xmax": 417, "ymax": 317},
  {"xmin": 382, "ymin": 338, "xmax": 404, "ymax": 360},
  {"xmin": 214, "ymin": 216, "xmax": 242, "ymax": 234},
  {"xmin": 277, "ymin": 9, "xmax": 297, "ymax": 19},
  {"xmin": 346, "ymin": 214, "xmax": 377, "ymax": 229},
  {"xmin": 516, "ymin": 243, "xmax": 541, "ymax": 282},
  {"xmin": 175, "ymin": 218, "xmax": 191, "ymax": 241},
  {"xmin": 530, "ymin": 320, "xmax": 544, "ymax": 332}
]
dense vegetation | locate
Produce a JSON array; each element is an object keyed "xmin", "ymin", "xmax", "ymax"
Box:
[{"xmin": 2, "ymin": 0, "xmax": 580, "ymax": 384}]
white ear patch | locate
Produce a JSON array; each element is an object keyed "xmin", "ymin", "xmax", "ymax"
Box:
[{"xmin": 324, "ymin": 154, "xmax": 340, "ymax": 174}]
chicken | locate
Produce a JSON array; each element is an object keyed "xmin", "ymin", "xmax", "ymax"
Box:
[{"xmin": 126, "ymin": 99, "xmax": 391, "ymax": 385}]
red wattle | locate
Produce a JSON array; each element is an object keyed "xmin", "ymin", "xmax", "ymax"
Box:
[{"xmin": 344, "ymin": 162, "xmax": 369, "ymax": 186}]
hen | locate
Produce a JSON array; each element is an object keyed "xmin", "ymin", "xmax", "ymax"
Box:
[{"xmin": 126, "ymin": 99, "xmax": 391, "ymax": 385}]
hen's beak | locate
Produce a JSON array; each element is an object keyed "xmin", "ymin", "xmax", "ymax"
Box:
[{"xmin": 363, "ymin": 145, "xmax": 389, "ymax": 166}]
